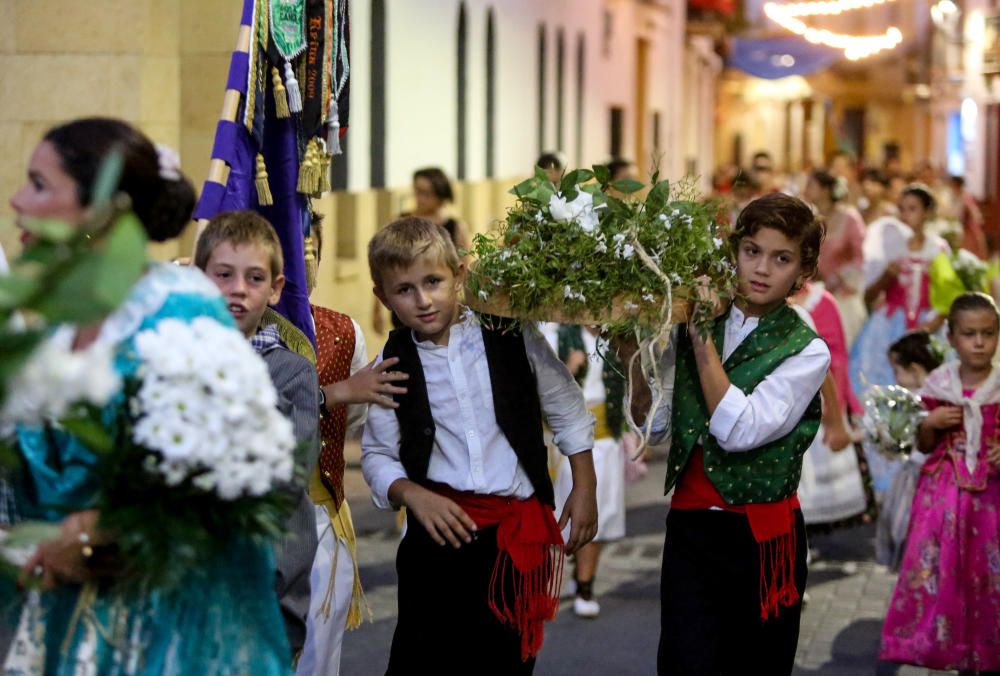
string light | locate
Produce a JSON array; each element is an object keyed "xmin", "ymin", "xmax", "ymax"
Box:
[
  {"xmin": 764, "ymin": 0, "xmax": 904, "ymax": 60},
  {"xmin": 767, "ymin": 0, "xmax": 894, "ymax": 18}
]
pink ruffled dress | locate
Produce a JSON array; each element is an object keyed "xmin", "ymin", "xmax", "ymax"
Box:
[{"xmin": 880, "ymin": 390, "xmax": 1000, "ymax": 671}]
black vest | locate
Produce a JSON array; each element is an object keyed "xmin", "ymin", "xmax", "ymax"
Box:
[{"xmin": 382, "ymin": 318, "xmax": 555, "ymax": 507}]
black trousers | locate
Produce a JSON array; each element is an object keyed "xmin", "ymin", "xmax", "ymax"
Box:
[
  {"xmin": 658, "ymin": 508, "xmax": 808, "ymax": 675},
  {"xmin": 386, "ymin": 518, "xmax": 535, "ymax": 676}
]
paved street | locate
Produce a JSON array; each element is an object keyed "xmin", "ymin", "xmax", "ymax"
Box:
[{"xmin": 340, "ymin": 445, "xmax": 953, "ymax": 675}]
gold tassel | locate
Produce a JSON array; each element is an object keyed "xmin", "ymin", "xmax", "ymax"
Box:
[
  {"xmin": 298, "ymin": 139, "xmax": 319, "ymax": 194},
  {"xmin": 304, "ymin": 233, "xmax": 319, "ymax": 293},
  {"xmin": 271, "ymin": 67, "xmax": 290, "ymax": 118},
  {"xmin": 318, "ymin": 139, "xmax": 332, "ymax": 194},
  {"xmin": 255, "ymin": 153, "xmax": 273, "ymax": 206}
]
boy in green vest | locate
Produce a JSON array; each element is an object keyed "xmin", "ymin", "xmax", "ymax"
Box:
[{"xmin": 629, "ymin": 193, "xmax": 829, "ymax": 674}]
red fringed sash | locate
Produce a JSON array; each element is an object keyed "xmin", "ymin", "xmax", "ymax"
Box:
[
  {"xmin": 429, "ymin": 483, "xmax": 565, "ymax": 661},
  {"xmin": 745, "ymin": 500, "xmax": 799, "ymax": 620},
  {"xmin": 672, "ymin": 448, "xmax": 800, "ymax": 620}
]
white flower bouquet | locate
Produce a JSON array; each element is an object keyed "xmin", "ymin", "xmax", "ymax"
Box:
[
  {"xmin": 465, "ymin": 166, "xmax": 735, "ymax": 332},
  {"xmin": 89, "ymin": 317, "xmax": 294, "ymax": 589},
  {"xmin": 131, "ymin": 318, "xmax": 294, "ymax": 500},
  {"xmin": 861, "ymin": 385, "xmax": 927, "ymax": 460},
  {"xmin": 1, "ymin": 317, "xmax": 296, "ymax": 591}
]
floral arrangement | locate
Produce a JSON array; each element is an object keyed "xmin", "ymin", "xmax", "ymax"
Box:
[
  {"xmin": 951, "ymin": 248, "xmax": 988, "ymax": 294},
  {"xmin": 930, "ymin": 246, "xmax": 990, "ymax": 317},
  {"xmin": 0, "ymin": 156, "xmax": 295, "ymax": 590},
  {"xmin": 71, "ymin": 317, "xmax": 294, "ymax": 590},
  {"xmin": 861, "ymin": 385, "xmax": 927, "ymax": 460},
  {"xmin": 465, "ymin": 166, "xmax": 735, "ymax": 334},
  {"xmin": 130, "ymin": 317, "xmax": 294, "ymax": 500}
]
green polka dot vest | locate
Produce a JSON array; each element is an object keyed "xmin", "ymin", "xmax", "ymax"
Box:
[{"xmin": 666, "ymin": 303, "xmax": 822, "ymax": 504}]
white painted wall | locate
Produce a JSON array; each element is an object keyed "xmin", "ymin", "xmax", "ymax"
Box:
[{"xmin": 344, "ymin": 0, "xmax": 697, "ymax": 191}]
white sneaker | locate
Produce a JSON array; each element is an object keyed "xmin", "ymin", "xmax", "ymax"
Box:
[{"xmin": 573, "ymin": 595, "xmax": 600, "ymax": 618}]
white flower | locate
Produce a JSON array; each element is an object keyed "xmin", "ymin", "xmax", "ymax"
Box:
[
  {"xmin": 549, "ymin": 191, "xmax": 599, "ymax": 235},
  {"xmin": 478, "ymin": 289, "xmax": 489, "ymax": 301},
  {"xmin": 534, "ymin": 210, "xmax": 545, "ymax": 224},
  {"xmin": 621, "ymin": 244, "xmax": 635, "ymax": 259},
  {"xmin": 623, "ymin": 301, "xmax": 639, "ymax": 311},
  {"xmin": 670, "ymin": 273, "xmax": 683, "ymax": 285},
  {"xmin": 642, "ymin": 293, "xmax": 656, "ymax": 303},
  {"xmin": 563, "ymin": 286, "xmax": 586, "ymax": 302},
  {"xmin": 1, "ymin": 333, "xmax": 121, "ymax": 428},
  {"xmin": 130, "ymin": 317, "xmax": 294, "ymax": 500},
  {"xmin": 658, "ymin": 214, "xmax": 673, "ymax": 230},
  {"xmin": 713, "ymin": 237, "xmax": 723, "ymax": 249}
]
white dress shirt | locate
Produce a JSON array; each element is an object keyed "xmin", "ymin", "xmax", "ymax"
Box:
[
  {"xmin": 344, "ymin": 318, "xmax": 369, "ymax": 436},
  {"xmin": 646, "ymin": 304, "xmax": 830, "ymax": 451},
  {"xmin": 362, "ymin": 315, "xmax": 594, "ymax": 509}
]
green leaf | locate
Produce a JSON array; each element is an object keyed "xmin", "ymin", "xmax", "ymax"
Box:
[
  {"xmin": 593, "ymin": 164, "xmax": 610, "ymax": 186},
  {"xmin": 91, "ymin": 213, "xmax": 147, "ymax": 309},
  {"xmin": 18, "ymin": 218, "xmax": 76, "ymax": 242},
  {"xmin": 510, "ymin": 177, "xmax": 536, "ymax": 198},
  {"xmin": 0, "ymin": 440, "xmax": 22, "ymax": 471},
  {"xmin": 534, "ymin": 165, "xmax": 553, "ymax": 185},
  {"xmin": 560, "ymin": 169, "xmax": 594, "ymax": 194},
  {"xmin": 90, "ymin": 150, "xmax": 125, "ymax": 205},
  {"xmin": 610, "ymin": 178, "xmax": 644, "ymax": 195},
  {"xmin": 59, "ymin": 415, "xmax": 114, "ymax": 454},
  {"xmin": 646, "ymin": 180, "xmax": 671, "ymax": 212},
  {"xmin": 528, "ymin": 183, "xmax": 555, "ymax": 204},
  {"xmin": 29, "ymin": 213, "xmax": 147, "ymax": 322},
  {"xmin": 0, "ymin": 274, "xmax": 41, "ymax": 311}
]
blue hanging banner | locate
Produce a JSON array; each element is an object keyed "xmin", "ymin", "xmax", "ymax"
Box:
[{"xmin": 728, "ymin": 36, "xmax": 841, "ymax": 79}]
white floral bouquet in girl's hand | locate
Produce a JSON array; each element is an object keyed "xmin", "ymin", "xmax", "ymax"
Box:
[
  {"xmin": 84, "ymin": 316, "xmax": 296, "ymax": 590},
  {"xmin": 131, "ymin": 317, "xmax": 294, "ymax": 500},
  {"xmin": 466, "ymin": 165, "xmax": 734, "ymax": 334},
  {"xmin": 861, "ymin": 385, "xmax": 927, "ymax": 460}
]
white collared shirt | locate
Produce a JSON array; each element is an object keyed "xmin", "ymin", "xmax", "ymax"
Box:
[
  {"xmin": 646, "ymin": 304, "xmax": 830, "ymax": 451},
  {"xmin": 361, "ymin": 316, "xmax": 594, "ymax": 509}
]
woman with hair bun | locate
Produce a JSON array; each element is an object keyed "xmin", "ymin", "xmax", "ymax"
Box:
[
  {"xmin": 804, "ymin": 169, "xmax": 868, "ymax": 343},
  {"xmin": 4, "ymin": 118, "xmax": 292, "ymax": 675}
]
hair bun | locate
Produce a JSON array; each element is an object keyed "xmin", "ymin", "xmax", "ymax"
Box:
[{"xmin": 140, "ymin": 173, "xmax": 196, "ymax": 242}]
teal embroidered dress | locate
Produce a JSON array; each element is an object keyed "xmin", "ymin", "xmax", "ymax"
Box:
[{"xmin": 4, "ymin": 263, "xmax": 292, "ymax": 676}]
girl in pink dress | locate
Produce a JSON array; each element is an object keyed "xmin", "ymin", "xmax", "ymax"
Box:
[{"xmin": 880, "ymin": 292, "xmax": 1000, "ymax": 672}]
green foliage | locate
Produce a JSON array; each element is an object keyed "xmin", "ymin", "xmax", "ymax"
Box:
[
  {"xmin": 469, "ymin": 165, "xmax": 735, "ymax": 334},
  {"xmin": 0, "ymin": 151, "xmax": 148, "ymax": 412}
]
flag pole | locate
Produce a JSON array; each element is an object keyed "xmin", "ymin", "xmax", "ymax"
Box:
[{"xmin": 192, "ymin": 22, "xmax": 253, "ymax": 249}]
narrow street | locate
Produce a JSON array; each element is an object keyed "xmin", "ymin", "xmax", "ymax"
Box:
[{"xmin": 341, "ymin": 448, "xmax": 951, "ymax": 675}]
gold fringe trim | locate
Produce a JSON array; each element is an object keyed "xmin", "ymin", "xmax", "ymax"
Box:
[
  {"xmin": 260, "ymin": 307, "xmax": 316, "ymax": 364},
  {"xmin": 254, "ymin": 153, "xmax": 273, "ymax": 206},
  {"xmin": 272, "ymin": 67, "xmax": 290, "ymax": 119},
  {"xmin": 309, "ymin": 469, "xmax": 373, "ymax": 629}
]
